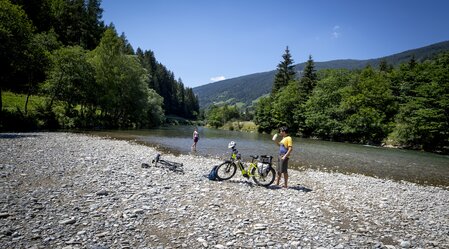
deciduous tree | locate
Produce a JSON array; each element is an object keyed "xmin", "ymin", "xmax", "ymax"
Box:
[{"xmin": 0, "ymin": 0, "xmax": 35, "ymax": 111}]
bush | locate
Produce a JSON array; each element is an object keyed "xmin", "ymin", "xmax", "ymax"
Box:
[{"xmin": 0, "ymin": 109, "xmax": 38, "ymax": 131}]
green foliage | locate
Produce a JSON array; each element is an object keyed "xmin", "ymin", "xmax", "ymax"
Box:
[
  {"xmin": 1, "ymin": 1, "xmax": 193, "ymax": 130},
  {"xmin": 339, "ymin": 66, "xmax": 396, "ymax": 143},
  {"xmin": 304, "ymin": 69, "xmax": 352, "ymax": 139},
  {"xmin": 294, "ymin": 55, "xmax": 318, "ymax": 135},
  {"xmin": 50, "ymin": 0, "xmax": 106, "ymax": 50},
  {"xmin": 254, "ymin": 96, "xmax": 274, "ymax": 133},
  {"xmin": 302, "ymin": 55, "xmax": 318, "ymax": 81},
  {"xmin": 222, "ymin": 121, "xmax": 257, "ymax": 132},
  {"xmin": 11, "ymin": 0, "xmax": 106, "ymax": 50},
  {"xmin": 35, "ymin": 28, "xmax": 166, "ymax": 129},
  {"xmin": 43, "ymin": 46, "xmax": 95, "ymax": 108},
  {"xmin": 0, "ymin": 91, "xmax": 61, "ymax": 130},
  {"xmin": 254, "ymin": 54, "xmax": 449, "ymax": 152},
  {"xmin": 390, "ymin": 52, "xmax": 449, "ymax": 151},
  {"xmin": 40, "ymin": 45, "xmax": 98, "ymax": 128},
  {"xmin": 298, "ymin": 56, "xmax": 317, "ymax": 99},
  {"xmin": 272, "ymin": 46, "xmax": 296, "ymax": 95},
  {"xmin": 2, "ymin": 91, "xmax": 46, "ymax": 113},
  {"xmin": 146, "ymin": 89, "xmax": 165, "ymax": 127},
  {"xmin": 89, "ymin": 28, "xmax": 153, "ymax": 127},
  {"xmin": 272, "ymin": 80, "xmax": 301, "ymax": 131},
  {"xmin": 0, "ymin": 0, "xmax": 35, "ymax": 88},
  {"xmin": 205, "ymin": 104, "xmax": 240, "ymax": 128},
  {"xmin": 136, "ymin": 48, "xmax": 199, "ymax": 119}
]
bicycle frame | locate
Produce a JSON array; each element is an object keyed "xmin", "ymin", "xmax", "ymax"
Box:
[
  {"xmin": 230, "ymin": 150, "xmax": 271, "ymax": 178},
  {"xmin": 216, "ymin": 144, "xmax": 276, "ymax": 186},
  {"xmin": 246, "ymin": 156, "xmax": 272, "ymax": 177},
  {"xmin": 229, "ymin": 150, "xmax": 246, "ymax": 175},
  {"xmin": 149, "ymin": 153, "xmax": 184, "ymax": 173}
]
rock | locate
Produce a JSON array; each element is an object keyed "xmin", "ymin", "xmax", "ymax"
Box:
[
  {"xmin": 59, "ymin": 217, "xmax": 76, "ymax": 225},
  {"xmin": 400, "ymin": 240, "xmax": 411, "ymax": 248},
  {"xmin": 0, "ymin": 212, "xmax": 10, "ymax": 218},
  {"xmin": 96, "ymin": 190, "xmax": 109, "ymax": 196}
]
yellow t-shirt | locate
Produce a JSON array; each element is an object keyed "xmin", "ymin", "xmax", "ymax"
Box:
[{"xmin": 279, "ymin": 136, "xmax": 292, "ymax": 156}]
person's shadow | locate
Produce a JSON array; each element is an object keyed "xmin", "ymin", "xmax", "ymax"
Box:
[
  {"xmin": 211, "ymin": 178, "xmax": 313, "ymax": 192},
  {"xmin": 267, "ymin": 184, "xmax": 312, "ymax": 192}
]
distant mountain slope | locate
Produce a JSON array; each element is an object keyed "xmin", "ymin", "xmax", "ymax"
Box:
[{"xmin": 193, "ymin": 40, "xmax": 449, "ymax": 109}]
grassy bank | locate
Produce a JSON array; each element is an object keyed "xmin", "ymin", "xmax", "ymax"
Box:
[
  {"xmin": 1, "ymin": 92, "xmax": 46, "ymax": 131},
  {"xmin": 221, "ymin": 120, "xmax": 258, "ymax": 132},
  {"xmin": 2, "ymin": 91, "xmax": 46, "ymax": 113}
]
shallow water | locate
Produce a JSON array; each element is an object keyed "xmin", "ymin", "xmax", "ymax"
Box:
[{"xmin": 88, "ymin": 126, "xmax": 449, "ymax": 187}]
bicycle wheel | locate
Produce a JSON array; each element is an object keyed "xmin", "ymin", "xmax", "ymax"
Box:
[
  {"xmin": 251, "ymin": 166, "xmax": 276, "ymax": 187},
  {"xmin": 216, "ymin": 161, "xmax": 237, "ymax": 180}
]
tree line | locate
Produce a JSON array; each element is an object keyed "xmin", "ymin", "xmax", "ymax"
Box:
[
  {"xmin": 1, "ymin": 0, "xmax": 199, "ymax": 130},
  {"xmin": 254, "ymin": 47, "xmax": 449, "ymax": 153}
]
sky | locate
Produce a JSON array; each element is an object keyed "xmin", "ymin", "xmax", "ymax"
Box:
[{"xmin": 101, "ymin": 0, "xmax": 449, "ymax": 88}]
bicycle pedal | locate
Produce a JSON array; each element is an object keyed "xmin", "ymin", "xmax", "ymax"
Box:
[{"xmin": 242, "ymin": 174, "xmax": 249, "ymax": 178}]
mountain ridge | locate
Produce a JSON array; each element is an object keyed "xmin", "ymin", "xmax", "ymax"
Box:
[{"xmin": 193, "ymin": 40, "xmax": 449, "ymax": 109}]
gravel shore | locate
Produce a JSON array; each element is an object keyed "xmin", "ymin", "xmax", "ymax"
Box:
[{"xmin": 1, "ymin": 132, "xmax": 448, "ymax": 249}]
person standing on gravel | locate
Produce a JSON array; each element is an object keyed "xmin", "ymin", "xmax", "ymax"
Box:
[{"xmin": 272, "ymin": 126, "xmax": 292, "ymax": 188}]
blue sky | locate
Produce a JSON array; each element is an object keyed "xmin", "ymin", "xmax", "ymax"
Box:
[{"xmin": 101, "ymin": 0, "xmax": 449, "ymax": 88}]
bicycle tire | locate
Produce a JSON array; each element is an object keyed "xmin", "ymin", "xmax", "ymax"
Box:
[
  {"xmin": 216, "ymin": 161, "xmax": 237, "ymax": 180},
  {"xmin": 251, "ymin": 166, "xmax": 276, "ymax": 187}
]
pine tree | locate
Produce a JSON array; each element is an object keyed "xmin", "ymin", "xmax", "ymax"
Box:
[
  {"xmin": 408, "ymin": 55, "xmax": 417, "ymax": 69},
  {"xmin": 84, "ymin": 0, "xmax": 106, "ymax": 50},
  {"xmin": 379, "ymin": 59, "xmax": 393, "ymax": 73},
  {"xmin": 298, "ymin": 55, "xmax": 317, "ymax": 99},
  {"xmin": 272, "ymin": 46, "xmax": 296, "ymax": 95},
  {"xmin": 295, "ymin": 55, "xmax": 317, "ymax": 136}
]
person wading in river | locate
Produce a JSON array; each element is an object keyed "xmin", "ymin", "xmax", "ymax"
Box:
[
  {"xmin": 273, "ymin": 126, "xmax": 292, "ymax": 188},
  {"xmin": 191, "ymin": 127, "xmax": 199, "ymax": 151}
]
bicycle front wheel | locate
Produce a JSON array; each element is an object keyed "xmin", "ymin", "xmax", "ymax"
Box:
[
  {"xmin": 251, "ymin": 166, "xmax": 276, "ymax": 187},
  {"xmin": 216, "ymin": 161, "xmax": 237, "ymax": 180}
]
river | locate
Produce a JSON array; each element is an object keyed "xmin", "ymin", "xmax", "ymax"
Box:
[{"xmin": 88, "ymin": 125, "xmax": 449, "ymax": 187}]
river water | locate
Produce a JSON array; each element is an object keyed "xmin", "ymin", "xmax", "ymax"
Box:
[{"xmin": 88, "ymin": 125, "xmax": 449, "ymax": 187}]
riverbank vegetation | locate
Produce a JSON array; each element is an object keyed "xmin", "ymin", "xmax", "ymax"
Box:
[
  {"xmin": 1, "ymin": 0, "xmax": 199, "ymax": 131},
  {"xmin": 253, "ymin": 48, "xmax": 449, "ymax": 153},
  {"xmin": 203, "ymin": 47, "xmax": 449, "ymax": 153}
]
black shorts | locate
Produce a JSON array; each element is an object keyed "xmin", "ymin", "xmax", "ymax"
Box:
[{"xmin": 194, "ymin": 137, "xmax": 199, "ymax": 143}]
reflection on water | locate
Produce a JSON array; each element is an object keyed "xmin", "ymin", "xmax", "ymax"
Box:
[{"xmin": 88, "ymin": 126, "xmax": 449, "ymax": 187}]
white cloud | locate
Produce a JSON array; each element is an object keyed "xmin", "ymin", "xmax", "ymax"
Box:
[
  {"xmin": 332, "ymin": 25, "xmax": 341, "ymax": 38},
  {"xmin": 210, "ymin": 76, "xmax": 226, "ymax": 82}
]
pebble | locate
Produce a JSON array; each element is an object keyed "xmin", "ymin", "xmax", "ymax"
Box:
[{"xmin": 0, "ymin": 132, "xmax": 448, "ymax": 248}]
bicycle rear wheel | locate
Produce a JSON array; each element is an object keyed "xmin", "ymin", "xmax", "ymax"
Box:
[
  {"xmin": 216, "ymin": 161, "xmax": 237, "ymax": 180},
  {"xmin": 251, "ymin": 166, "xmax": 275, "ymax": 187}
]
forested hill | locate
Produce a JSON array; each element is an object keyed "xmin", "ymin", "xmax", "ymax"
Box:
[{"xmin": 193, "ymin": 40, "xmax": 449, "ymax": 109}]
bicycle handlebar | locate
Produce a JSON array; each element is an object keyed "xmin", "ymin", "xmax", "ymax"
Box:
[{"xmin": 250, "ymin": 155, "xmax": 259, "ymax": 159}]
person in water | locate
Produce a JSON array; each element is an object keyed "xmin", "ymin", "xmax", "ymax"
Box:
[
  {"xmin": 191, "ymin": 127, "xmax": 199, "ymax": 151},
  {"xmin": 273, "ymin": 126, "xmax": 292, "ymax": 188}
]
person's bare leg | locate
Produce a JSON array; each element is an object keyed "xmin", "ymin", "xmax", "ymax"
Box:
[
  {"xmin": 283, "ymin": 173, "xmax": 288, "ymax": 188},
  {"xmin": 276, "ymin": 173, "xmax": 281, "ymax": 185}
]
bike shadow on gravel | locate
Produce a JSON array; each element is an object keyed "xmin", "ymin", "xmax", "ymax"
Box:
[{"xmin": 216, "ymin": 178, "xmax": 312, "ymax": 192}]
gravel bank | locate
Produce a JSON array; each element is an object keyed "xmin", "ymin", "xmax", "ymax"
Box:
[{"xmin": 1, "ymin": 132, "xmax": 448, "ymax": 249}]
